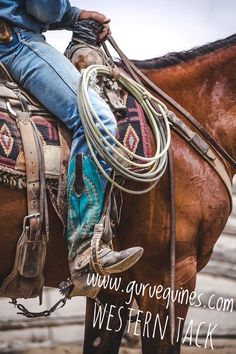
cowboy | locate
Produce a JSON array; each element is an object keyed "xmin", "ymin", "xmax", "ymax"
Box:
[{"xmin": 0, "ymin": 1, "xmax": 143, "ymax": 298}]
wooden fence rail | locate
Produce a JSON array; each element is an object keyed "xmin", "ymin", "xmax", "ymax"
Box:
[{"xmin": 0, "ymin": 316, "xmax": 84, "ymax": 331}]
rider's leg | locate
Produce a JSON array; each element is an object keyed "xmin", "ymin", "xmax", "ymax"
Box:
[{"xmin": 0, "ymin": 28, "xmax": 143, "ymax": 296}]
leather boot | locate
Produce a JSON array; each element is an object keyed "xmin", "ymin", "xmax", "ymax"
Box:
[
  {"xmin": 67, "ymin": 154, "xmax": 143, "ymax": 298},
  {"xmin": 70, "ymin": 244, "xmax": 143, "ymax": 298},
  {"xmin": 93, "ymin": 244, "xmax": 143, "ymax": 274}
]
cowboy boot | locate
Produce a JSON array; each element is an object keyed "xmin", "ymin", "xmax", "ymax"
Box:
[
  {"xmin": 69, "ymin": 244, "xmax": 143, "ymax": 298},
  {"xmin": 67, "ymin": 154, "xmax": 143, "ymax": 298}
]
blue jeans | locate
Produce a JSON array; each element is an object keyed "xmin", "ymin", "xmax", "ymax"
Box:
[{"xmin": 0, "ymin": 28, "xmax": 117, "ymax": 258}]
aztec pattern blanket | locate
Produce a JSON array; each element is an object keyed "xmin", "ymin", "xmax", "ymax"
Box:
[
  {"xmin": 0, "ymin": 95, "xmax": 151, "ymax": 188},
  {"xmin": 0, "ymin": 93, "xmax": 152, "ymax": 189},
  {"xmin": 0, "ymin": 111, "xmax": 61, "ymax": 188}
]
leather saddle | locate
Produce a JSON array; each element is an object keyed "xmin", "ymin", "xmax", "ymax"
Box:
[{"xmin": 0, "ymin": 62, "xmax": 70, "ymax": 300}]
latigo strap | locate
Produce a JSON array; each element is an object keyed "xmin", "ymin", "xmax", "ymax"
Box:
[{"xmin": 0, "ymin": 72, "xmax": 49, "ymax": 300}]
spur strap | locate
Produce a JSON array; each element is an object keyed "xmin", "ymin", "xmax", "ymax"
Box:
[{"xmin": 90, "ymin": 219, "xmax": 110, "ymax": 276}]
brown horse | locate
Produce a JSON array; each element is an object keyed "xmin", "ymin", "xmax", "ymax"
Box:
[
  {"xmin": 0, "ymin": 34, "xmax": 235, "ymax": 354},
  {"xmin": 82, "ymin": 34, "xmax": 236, "ymax": 354}
]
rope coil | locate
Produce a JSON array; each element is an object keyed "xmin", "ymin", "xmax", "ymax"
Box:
[{"xmin": 77, "ymin": 64, "xmax": 171, "ymax": 194}]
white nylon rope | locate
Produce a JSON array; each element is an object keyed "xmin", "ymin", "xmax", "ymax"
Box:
[{"xmin": 77, "ymin": 64, "xmax": 171, "ymax": 194}]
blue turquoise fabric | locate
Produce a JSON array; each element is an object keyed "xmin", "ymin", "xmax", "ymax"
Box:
[
  {"xmin": 67, "ymin": 155, "xmax": 104, "ymax": 259},
  {"xmin": 0, "ymin": 0, "xmax": 80, "ymax": 33}
]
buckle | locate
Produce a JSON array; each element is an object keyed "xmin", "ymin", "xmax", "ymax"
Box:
[
  {"xmin": 23, "ymin": 213, "xmax": 40, "ymax": 232},
  {"xmin": 6, "ymin": 101, "xmax": 17, "ymax": 118}
]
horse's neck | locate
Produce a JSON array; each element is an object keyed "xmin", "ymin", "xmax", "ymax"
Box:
[{"xmin": 145, "ymin": 45, "xmax": 236, "ymax": 174}]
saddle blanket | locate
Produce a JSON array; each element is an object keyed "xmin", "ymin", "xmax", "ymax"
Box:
[
  {"xmin": 0, "ymin": 93, "xmax": 152, "ymax": 189},
  {"xmin": 0, "ymin": 111, "xmax": 62, "ymax": 188}
]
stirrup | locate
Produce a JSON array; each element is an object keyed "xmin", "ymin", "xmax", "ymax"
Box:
[
  {"xmin": 90, "ymin": 218, "xmax": 111, "ymax": 276},
  {"xmin": 70, "ymin": 218, "xmax": 109, "ymax": 276}
]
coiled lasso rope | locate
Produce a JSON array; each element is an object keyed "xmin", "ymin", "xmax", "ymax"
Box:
[{"xmin": 77, "ymin": 64, "xmax": 171, "ymax": 194}]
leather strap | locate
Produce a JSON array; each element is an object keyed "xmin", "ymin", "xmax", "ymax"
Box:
[
  {"xmin": 90, "ymin": 218, "xmax": 110, "ymax": 276},
  {"xmin": 167, "ymin": 112, "xmax": 233, "ymax": 209},
  {"xmin": 56, "ymin": 122, "xmax": 71, "ymax": 225},
  {"xmin": 0, "ymin": 80, "xmax": 49, "ymax": 299},
  {"xmin": 16, "ymin": 112, "xmax": 40, "ymax": 217},
  {"xmin": 0, "ymin": 79, "xmax": 50, "ymax": 115},
  {"xmin": 168, "ymin": 145, "xmax": 176, "ymax": 345},
  {"xmin": 0, "ymin": 98, "xmax": 48, "ymax": 116},
  {"xmin": 0, "ymin": 61, "xmax": 12, "ymax": 81}
]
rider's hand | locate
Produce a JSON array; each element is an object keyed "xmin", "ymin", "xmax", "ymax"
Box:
[{"xmin": 79, "ymin": 10, "xmax": 111, "ymax": 44}]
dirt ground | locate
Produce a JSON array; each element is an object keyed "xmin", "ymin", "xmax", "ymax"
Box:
[{"xmin": 12, "ymin": 340, "xmax": 236, "ymax": 354}]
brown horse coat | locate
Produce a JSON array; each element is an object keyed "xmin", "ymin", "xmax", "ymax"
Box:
[{"xmin": 83, "ymin": 35, "xmax": 236, "ymax": 354}]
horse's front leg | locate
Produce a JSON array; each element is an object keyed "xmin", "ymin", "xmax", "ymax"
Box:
[
  {"xmin": 132, "ymin": 255, "xmax": 197, "ymax": 354},
  {"xmin": 83, "ymin": 289, "xmax": 132, "ymax": 354}
]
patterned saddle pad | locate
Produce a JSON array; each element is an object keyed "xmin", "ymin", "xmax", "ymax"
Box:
[
  {"xmin": 0, "ymin": 111, "xmax": 63, "ymax": 188},
  {"xmin": 116, "ymin": 94, "xmax": 152, "ymax": 158},
  {"xmin": 0, "ymin": 89, "xmax": 152, "ymax": 189}
]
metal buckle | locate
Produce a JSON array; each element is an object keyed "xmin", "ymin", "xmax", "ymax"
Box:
[
  {"xmin": 23, "ymin": 213, "xmax": 40, "ymax": 231},
  {"xmin": 6, "ymin": 101, "xmax": 17, "ymax": 118}
]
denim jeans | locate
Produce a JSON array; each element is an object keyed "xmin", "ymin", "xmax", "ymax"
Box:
[
  {"xmin": 0, "ymin": 27, "xmax": 117, "ymax": 164},
  {"xmin": 0, "ymin": 28, "xmax": 117, "ymax": 257}
]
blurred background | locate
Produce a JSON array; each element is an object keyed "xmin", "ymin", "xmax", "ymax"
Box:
[
  {"xmin": 0, "ymin": 0, "xmax": 235, "ymax": 353},
  {"xmin": 46, "ymin": 0, "xmax": 236, "ymax": 58}
]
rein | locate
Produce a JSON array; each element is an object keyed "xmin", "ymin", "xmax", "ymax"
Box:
[{"xmin": 107, "ymin": 36, "xmax": 236, "ymax": 170}]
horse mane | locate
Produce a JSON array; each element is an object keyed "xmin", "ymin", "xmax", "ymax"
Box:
[{"xmin": 132, "ymin": 34, "xmax": 236, "ymax": 69}]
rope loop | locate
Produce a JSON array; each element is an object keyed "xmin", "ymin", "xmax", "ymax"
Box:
[{"xmin": 77, "ymin": 64, "xmax": 171, "ymax": 194}]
